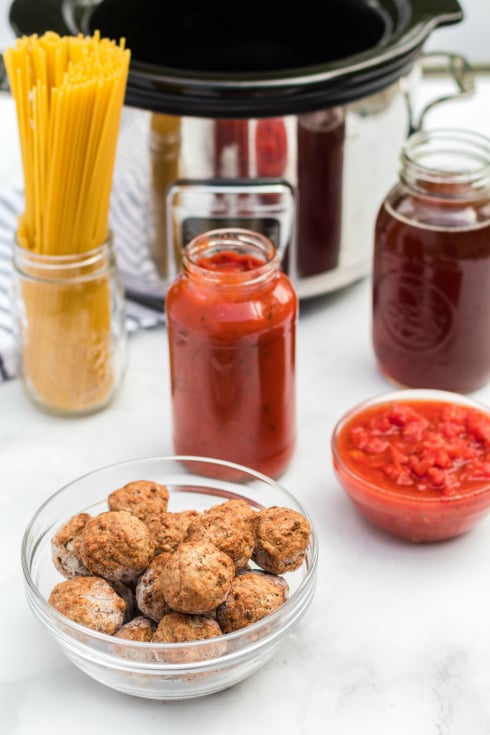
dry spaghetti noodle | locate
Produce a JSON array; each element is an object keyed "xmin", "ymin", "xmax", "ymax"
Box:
[{"xmin": 4, "ymin": 31, "xmax": 130, "ymax": 414}]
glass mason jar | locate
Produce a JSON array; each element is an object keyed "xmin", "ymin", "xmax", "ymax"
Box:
[
  {"xmin": 148, "ymin": 113, "xmax": 182, "ymax": 279},
  {"xmin": 296, "ymin": 107, "xmax": 345, "ymax": 278},
  {"xmin": 372, "ymin": 128, "xmax": 490, "ymax": 393},
  {"xmin": 165, "ymin": 228, "xmax": 298, "ymax": 478},
  {"xmin": 12, "ymin": 237, "xmax": 127, "ymax": 415}
]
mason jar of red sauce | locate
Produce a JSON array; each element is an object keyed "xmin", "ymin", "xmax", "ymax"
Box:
[
  {"xmin": 165, "ymin": 228, "xmax": 298, "ymax": 478},
  {"xmin": 372, "ymin": 128, "xmax": 490, "ymax": 393}
]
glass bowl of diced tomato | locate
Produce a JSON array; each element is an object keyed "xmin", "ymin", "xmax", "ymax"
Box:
[{"xmin": 331, "ymin": 389, "xmax": 490, "ymax": 543}]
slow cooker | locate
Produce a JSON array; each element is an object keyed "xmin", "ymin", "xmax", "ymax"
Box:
[{"xmin": 6, "ymin": 0, "xmax": 473, "ymax": 301}]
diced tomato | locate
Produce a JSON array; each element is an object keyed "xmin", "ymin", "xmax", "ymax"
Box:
[
  {"xmin": 427, "ymin": 467, "xmax": 447, "ymax": 486},
  {"xmin": 351, "ymin": 427, "xmax": 369, "ymax": 450},
  {"xmin": 433, "ymin": 450, "xmax": 452, "ymax": 468},
  {"xmin": 369, "ymin": 414, "xmax": 392, "ymax": 434},
  {"xmin": 411, "ymin": 459, "xmax": 432, "ymax": 478},
  {"xmin": 387, "ymin": 404, "xmax": 424, "ymax": 427},
  {"xmin": 402, "ymin": 421, "xmax": 428, "ymax": 442},
  {"xmin": 466, "ymin": 411, "xmax": 490, "ymax": 445},
  {"xmin": 440, "ymin": 421, "xmax": 464, "ymax": 439},
  {"xmin": 390, "ymin": 445, "xmax": 408, "ymax": 465},
  {"xmin": 363, "ymin": 437, "xmax": 389, "ymax": 454},
  {"xmin": 337, "ymin": 399, "xmax": 490, "ymax": 499}
]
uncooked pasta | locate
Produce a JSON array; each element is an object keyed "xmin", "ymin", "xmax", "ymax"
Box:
[{"xmin": 4, "ymin": 31, "xmax": 130, "ymax": 414}]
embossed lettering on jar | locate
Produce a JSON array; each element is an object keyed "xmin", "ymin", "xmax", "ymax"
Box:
[
  {"xmin": 372, "ymin": 128, "xmax": 490, "ymax": 393},
  {"xmin": 165, "ymin": 228, "xmax": 298, "ymax": 479}
]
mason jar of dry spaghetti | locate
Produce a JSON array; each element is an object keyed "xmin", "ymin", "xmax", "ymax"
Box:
[{"xmin": 12, "ymin": 237, "xmax": 127, "ymax": 415}]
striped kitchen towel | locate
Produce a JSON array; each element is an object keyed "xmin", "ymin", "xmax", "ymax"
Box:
[{"xmin": 0, "ymin": 186, "xmax": 167, "ymax": 383}]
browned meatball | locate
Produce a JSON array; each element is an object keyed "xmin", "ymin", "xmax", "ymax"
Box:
[
  {"xmin": 153, "ymin": 612, "xmax": 222, "ymax": 643},
  {"xmin": 185, "ymin": 500, "xmax": 256, "ymax": 569},
  {"xmin": 48, "ymin": 576, "xmax": 126, "ymax": 634},
  {"xmin": 252, "ymin": 506, "xmax": 311, "ymax": 574},
  {"xmin": 153, "ymin": 612, "xmax": 225, "ymax": 663},
  {"xmin": 216, "ymin": 570, "xmax": 289, "ymax": 633},
  {"xmin": 219, "ymin": 499, "xmax": 258, "ymax": 525},
  {"xmin": 135, "ymin": 552, "xmax": 172, "ymax": 622},
  {"xmin": 80, "ymin": 511, "xmax": 155, "ymax": 585},
  {"xmin": 160, "ymin": 541, "xmax": 235, "ymax": 614},
  {"xmin": 51, "ymin": 513, "xmax": 91, "ymax": 578},
  {"xmin": 113, "ymin": 615, "xmax": 156, "ymax": 642},
  {"xmin": 145, "ymin": 509, "xmax": 200, "ymax": 555},
  {"xmin": 107, "ymin": 480, "xmax": 169, "ymax": 524}
]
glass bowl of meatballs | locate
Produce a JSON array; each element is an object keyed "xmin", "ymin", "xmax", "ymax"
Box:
[{"xmin": 21, "ymin": 456, "xmax": 318, "ymax": 700}]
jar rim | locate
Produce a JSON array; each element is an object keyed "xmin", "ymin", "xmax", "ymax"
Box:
[
  {"xmin": 13, "ymin": 235, "xmax": 115, "ymax": 283},
  {"xmin": 401, "ymin": 127, "xmax": 490, "ymax": 196},
  {"xmin": 183, "ymin": 228, "xmax": 279, "ymax": 287}
]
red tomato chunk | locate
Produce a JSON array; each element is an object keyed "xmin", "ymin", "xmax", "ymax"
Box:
[{"xmin": 338, "ymin": 400, "xmax": 490, "ymax": 497}]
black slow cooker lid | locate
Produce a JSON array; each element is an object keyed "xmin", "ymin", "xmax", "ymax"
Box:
[{"xmin": 8, "ymin": 0, "xmax": 463, "ymax": 117}]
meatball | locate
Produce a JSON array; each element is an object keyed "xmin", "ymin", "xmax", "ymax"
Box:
[
  {"xmin": 219, "ymin": 499, "xmax": 258, "ymax": 525},
  {"xmin": 153, "ymin": 612, "xmax": 224, "ymax": 663},
  {"xmin": 80, "ymin": 511, "xmax": 155, "ymax": 585},
  {"xmin": 216, "ymin": 570, "xmax": 289, "ymax": 633},
  {"xmin": 153, "ymin": 612, "xmax": 222, "ymax": 643},
  {"xmin": 113, "ymin": 615, "xmax": 156, "ymax": 642},
  {"xmin": 145, "ymin": 509, "xmax": 200, "ymax": 555},
  {"xmin": 185, "ymin": 500, "xmax": 256, "ymax": 569},
  {"xmin": 107, "ymin": 480, "xmax": 169, "ymax": 524},
  {"xmin": 48, "ymin": 576, "xmax": 126, "ymax": 634},
  {"xmin": 160, "ymin": 541, "xmax": 235, "ymax": 614},
  {"xmin": 51, "ymin": 513, "xmax": 91, "ymax": 578},
  {"xmin": 135, "ymin": 552, "xmax": 172, "ymax": 622},
  {"xmin": 252, "ymin": 506, "xmax": 311, "ymax": 574}
]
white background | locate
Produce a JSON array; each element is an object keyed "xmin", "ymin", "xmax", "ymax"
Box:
[{"xmin": 424, "ymin": 0, "xmax": 489, "ymax": 66}]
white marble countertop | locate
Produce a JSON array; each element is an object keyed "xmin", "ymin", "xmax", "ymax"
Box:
[{"xmin": 1, "ymin": 68, "xmax": 490, "ymax": 734}]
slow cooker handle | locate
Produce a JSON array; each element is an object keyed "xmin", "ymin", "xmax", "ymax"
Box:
[{"xmin": 409, "ymin": 52, "xmax": 475, "ymax": 133}]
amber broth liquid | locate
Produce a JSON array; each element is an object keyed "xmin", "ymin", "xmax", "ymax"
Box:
[
  {"xmin": 372, "ymin": 202, "xmax": 490, "ymax": 393},
  {"xmin": 296, "ymin": 111, "xmax": 345, "ymax": 278}
]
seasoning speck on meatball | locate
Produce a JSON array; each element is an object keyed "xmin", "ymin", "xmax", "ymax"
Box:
[
  {"xmin": 80, "ymin": 510, "xmax": 155, "ymax": 585},
  {"xmin": 51, "ymin": 512, "xmax": 91, "ymax": 578},
  {"xmin": 107, "ymin": 480, "xmax": 169, "ymax": 524},
  {"xmin": 145, "ymin": 509, "xmax": 200, "ymax": 555},
  {"xmin": 252, "ymin": 506, "xmax": 311, "ymax": 574},
  {"xmin": 48, "ymin": 576, "xmax": 126, "ymax": 634},
  {"xmin": 160, "ymin": 541, "xmax": 235, "ymax": 614},
  {"xmin": 185, "ymin": 500, "xmax": 256, "ymax": 569},
  {"xmin": 216, "ymin": 570, "xmax": 289, "ymax": 633}
]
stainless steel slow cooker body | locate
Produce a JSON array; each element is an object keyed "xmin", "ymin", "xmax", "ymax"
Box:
[{"xmin": 7, "ymin": 0, "xmax": 471, "ymax": 301}]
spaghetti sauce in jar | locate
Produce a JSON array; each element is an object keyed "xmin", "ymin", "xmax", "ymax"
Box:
[
  {"xmin": 165, "ymin": 228, "xmax": 297, "ymax": 478},
  {"xmin": 372, "ymin": 129, "xmax": 490, "ymax": 393}
]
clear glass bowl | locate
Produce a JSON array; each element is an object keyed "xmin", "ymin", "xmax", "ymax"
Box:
[
  {"xmin": 331, "ymin": 389, "xmax": 490, "ymax": 543},
  {"xmin": 21, "ymin": 456, "xmax": 318, "ymax": 700}
]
